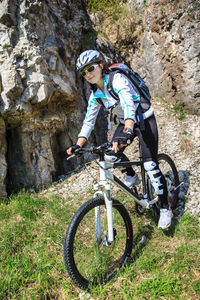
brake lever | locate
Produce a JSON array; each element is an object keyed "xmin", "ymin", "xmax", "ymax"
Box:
[
  {"xmin": 66, "ymin": 154, "xmax": 75, "ymax": 160},
  {"xmin": 97, "ymin": 142, "xmax": 112, "ymax": 150}
]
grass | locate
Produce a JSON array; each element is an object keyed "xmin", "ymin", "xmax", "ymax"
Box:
[
  {"xmin": 84, "ymin": 0, "xmax": 144, "ymax": 52},
  {"xmin": 0, "ymin": 189, "xmax": 199, "ymax": 299},
  {"xmin": 85, "ymin": 0, "xmax": 123, "ymax": 20},
  {"xmin": 172, "ymin": 102, "xmax": 186, "ymax": 120}
]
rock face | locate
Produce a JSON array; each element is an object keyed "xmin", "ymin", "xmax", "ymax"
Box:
[
  {"xmin": 96, "ymin": 0, "xmax": 200, "ymax": 113},
  {"xmin": 129, "ymin": 0, "xmax": 200, "ymax": 113},
  {"xmin": 0, "ymin": 0, "xmax": 99, "ymax": 196}
]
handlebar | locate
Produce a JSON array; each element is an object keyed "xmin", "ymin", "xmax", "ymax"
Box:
[{"xmin": 67, "ymin": 142, "xmax": 112, "ymax": 160}]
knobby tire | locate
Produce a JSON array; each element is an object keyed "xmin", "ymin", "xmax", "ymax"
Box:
[{"xmin": 64, "ymin": 197, "xmax": 133, "ymax": 290}]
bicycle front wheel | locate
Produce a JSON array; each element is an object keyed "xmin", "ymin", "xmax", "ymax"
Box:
[{"xmin": 64, "ymin": 196, "xmax": 133, "ymax": 290}]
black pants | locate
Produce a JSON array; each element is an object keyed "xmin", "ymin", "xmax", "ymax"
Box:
[{"xmin": 107, "ymin": 115, "xmax": 168, "ymax": 208}]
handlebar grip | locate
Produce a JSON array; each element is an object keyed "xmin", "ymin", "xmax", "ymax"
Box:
[{"xmin": 66, "ymin": 154, "xmax": 75, "ymax": 160}]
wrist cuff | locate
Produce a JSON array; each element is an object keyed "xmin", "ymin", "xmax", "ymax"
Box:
[{"xmin": 123, "ymin": 127, "xmax": 133, "ymax": 134}]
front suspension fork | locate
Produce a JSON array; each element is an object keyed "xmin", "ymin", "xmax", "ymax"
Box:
[{"xmin": 94, "ymin": 182, "xmax": 114, "ymax": 243}]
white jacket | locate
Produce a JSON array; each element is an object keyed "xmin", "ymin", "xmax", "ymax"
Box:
[{"xmin": 78, "ymin": 73, "xmax": 154, "ymax": 139}]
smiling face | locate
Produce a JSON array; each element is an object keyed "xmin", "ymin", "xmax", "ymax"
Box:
[{"xmin": 82, "ymin": 63, "xmax": 104, "ymax": 86}]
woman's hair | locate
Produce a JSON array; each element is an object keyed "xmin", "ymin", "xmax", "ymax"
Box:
[
  {"xmin": 102, "ymin": 63, "xmax": 111, "ymax": 75},
  {"xmin": 98, "ymin": 53, "xmax": 111, "ymax": 75}
]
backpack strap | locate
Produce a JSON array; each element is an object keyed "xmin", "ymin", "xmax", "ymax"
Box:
[
  {"xmin": 108, "ymin": 66, "xmax": 151, "ymax": 103},
  {"xmin": 107, "ymin": 71, "xmax": 121, "ymax": 102},
  {"xmin": 107, "ymin": 69, "xmax": 142, "ymax": 103},
  {"xmin": 96, "ymin": 98, "xmax": 105, "ymax": 106},
  {"xmin": 107, "ymin": 68, "xmax": 146, "ymax": 131}
]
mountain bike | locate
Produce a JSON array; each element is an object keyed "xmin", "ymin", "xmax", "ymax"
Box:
[{"xmin": 64, "ymin": 142, "xmax": 180, "ymax": 290}]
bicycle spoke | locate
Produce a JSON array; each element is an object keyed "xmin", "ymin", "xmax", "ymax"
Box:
[
  {"xmin": 73, "ymin": 204, "xmax": 127, "ymax": 283},
  {"xmin": 64, "ymin": 197, "xmax": 133, "ymax": 289}
]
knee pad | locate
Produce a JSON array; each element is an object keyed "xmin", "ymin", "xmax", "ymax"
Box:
[
  {"xmin": 144, "ymin": 161, "xmax": 157, "ymax": 171},
  {"xmin": 144, "ymin": 161, "xmax": 164, "ymax": 195}
]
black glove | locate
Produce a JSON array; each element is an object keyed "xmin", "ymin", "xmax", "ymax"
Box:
[
  {"xmin": 71, "ymin": 144, "xmax": 81, "ymax": 154},
  {"xmin": 113, "ymin": 134, "xmax": 131, "ymax": 145},
  {"xmin": 113, "ymin": 128, "xmax": 134, "ymax": 145}
]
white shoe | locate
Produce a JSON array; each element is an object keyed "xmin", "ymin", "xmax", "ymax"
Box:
[
  {"xmin": 124, "ymin": 174, "xmax": 140, "ymax": 188},
  {"xmin": 158, "ymin": 208, "xmax": 173, "ymax": 229}
]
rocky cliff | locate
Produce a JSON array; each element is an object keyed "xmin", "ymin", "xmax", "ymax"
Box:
[
  {"xmin": 0, "ymin": 0, "xmax": 199, "ymax": 197},
  {"xmin": 94, "ymin": 0, "xmax": 200, "ymax": 113},
  {"xmin": 132, "ymin": 0, "xmax": 200, "ymax": 112},
  {"xmin": 0, "ymin": 0, "xmax": 100, "ymax": 197}
]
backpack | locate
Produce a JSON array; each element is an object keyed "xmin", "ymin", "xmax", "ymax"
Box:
[{"xmin": 107, "ymin": 63, "xmax": 151, "ymax": 130}]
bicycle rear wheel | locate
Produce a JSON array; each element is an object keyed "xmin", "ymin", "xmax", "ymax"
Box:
[
  {"xmin": 147, "ymin": 153, "xmax": 179, "ymax": 220},
  {"xmin": 64, "ymin": 196, "xmax": 133, "ymax": 290}
]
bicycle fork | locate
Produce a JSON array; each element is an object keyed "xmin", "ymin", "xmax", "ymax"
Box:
[{"xmin": 94, "ymin": 161, "xmax": 114, "ymax": 244}]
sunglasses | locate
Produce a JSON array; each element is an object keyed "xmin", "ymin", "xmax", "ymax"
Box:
[{"xmin": 81, "ymin": 64, "xmax": 99, "ymax": 77}]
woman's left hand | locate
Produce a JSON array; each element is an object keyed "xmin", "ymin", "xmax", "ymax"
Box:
[
  {"xmin": 112, "ymin": 141, "xmax": 127, "ymax": 153},
  {"xmin": 112, "ymin": 142, "xmax": 119, "ymax": 153}
]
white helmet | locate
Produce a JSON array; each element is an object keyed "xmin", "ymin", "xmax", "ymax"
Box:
[{"xmin": 76, "ymin": 50, "xmax": 101, "ymax": 71}]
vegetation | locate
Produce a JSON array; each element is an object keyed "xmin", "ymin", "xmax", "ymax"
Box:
[
  {"xmin": 80, "ymin": 27, "xmax": 98, "ymax": 49},
  {"xmin": 84, "ymin": 0, "xmax": 144, "ymax": 54},
  {"xmin": 173, "ymin": 102, "xmax": 186, "ymax": 120},
  {"xmin": 0, "ymin": 190, "xmax": 199, "ymax": 299},
  {"xmin": 85, "ymin": 0, "xmax": 124, "ymax": 20}
]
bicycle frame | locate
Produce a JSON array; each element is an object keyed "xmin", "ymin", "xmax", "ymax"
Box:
[{"xmin": 93, "ymin": 159, "xmax": 159, "ymax": 243}]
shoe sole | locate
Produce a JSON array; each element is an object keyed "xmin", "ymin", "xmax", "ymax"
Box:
[{"xmin": 158, "ymin": 223, "xmax": 171, "ymax": 230}]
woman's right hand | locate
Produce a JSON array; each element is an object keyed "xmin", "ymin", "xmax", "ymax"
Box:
[
  {"xmin": 66, "ymin": 145, "xmax": 80, "ymax": 156},
  {"xmin": 66, "ymin": 147, "xmax": 73, "ymax": 156},
  {"xmin": 66, "ymin": 137, "xmax": 86, "ymax": 156}
]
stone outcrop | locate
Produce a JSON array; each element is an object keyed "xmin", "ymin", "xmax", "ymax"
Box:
[
  {"xmin": 131, "ymin": 0, "xmax": 200, "ymax": 114},
  {"xmin": 96, "ymin": 0, "xmax": 200, "ymax": 113},
  {"xmin": 0, "ymin": 0, "xmax": 99, "ymax": 196}
]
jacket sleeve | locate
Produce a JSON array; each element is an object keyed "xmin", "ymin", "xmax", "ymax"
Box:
[
  {"xmin": 78, "ymin": 94, "xmax": 100, "ymax": 139},
  {"xmin": 112, "ymin": 73, "xmax": 140, "ymax": 121}
]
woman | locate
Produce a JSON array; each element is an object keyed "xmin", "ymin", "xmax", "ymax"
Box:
[{"xmin": 66, "ymin": 49, "xmax": 173, "ymax": 229}]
